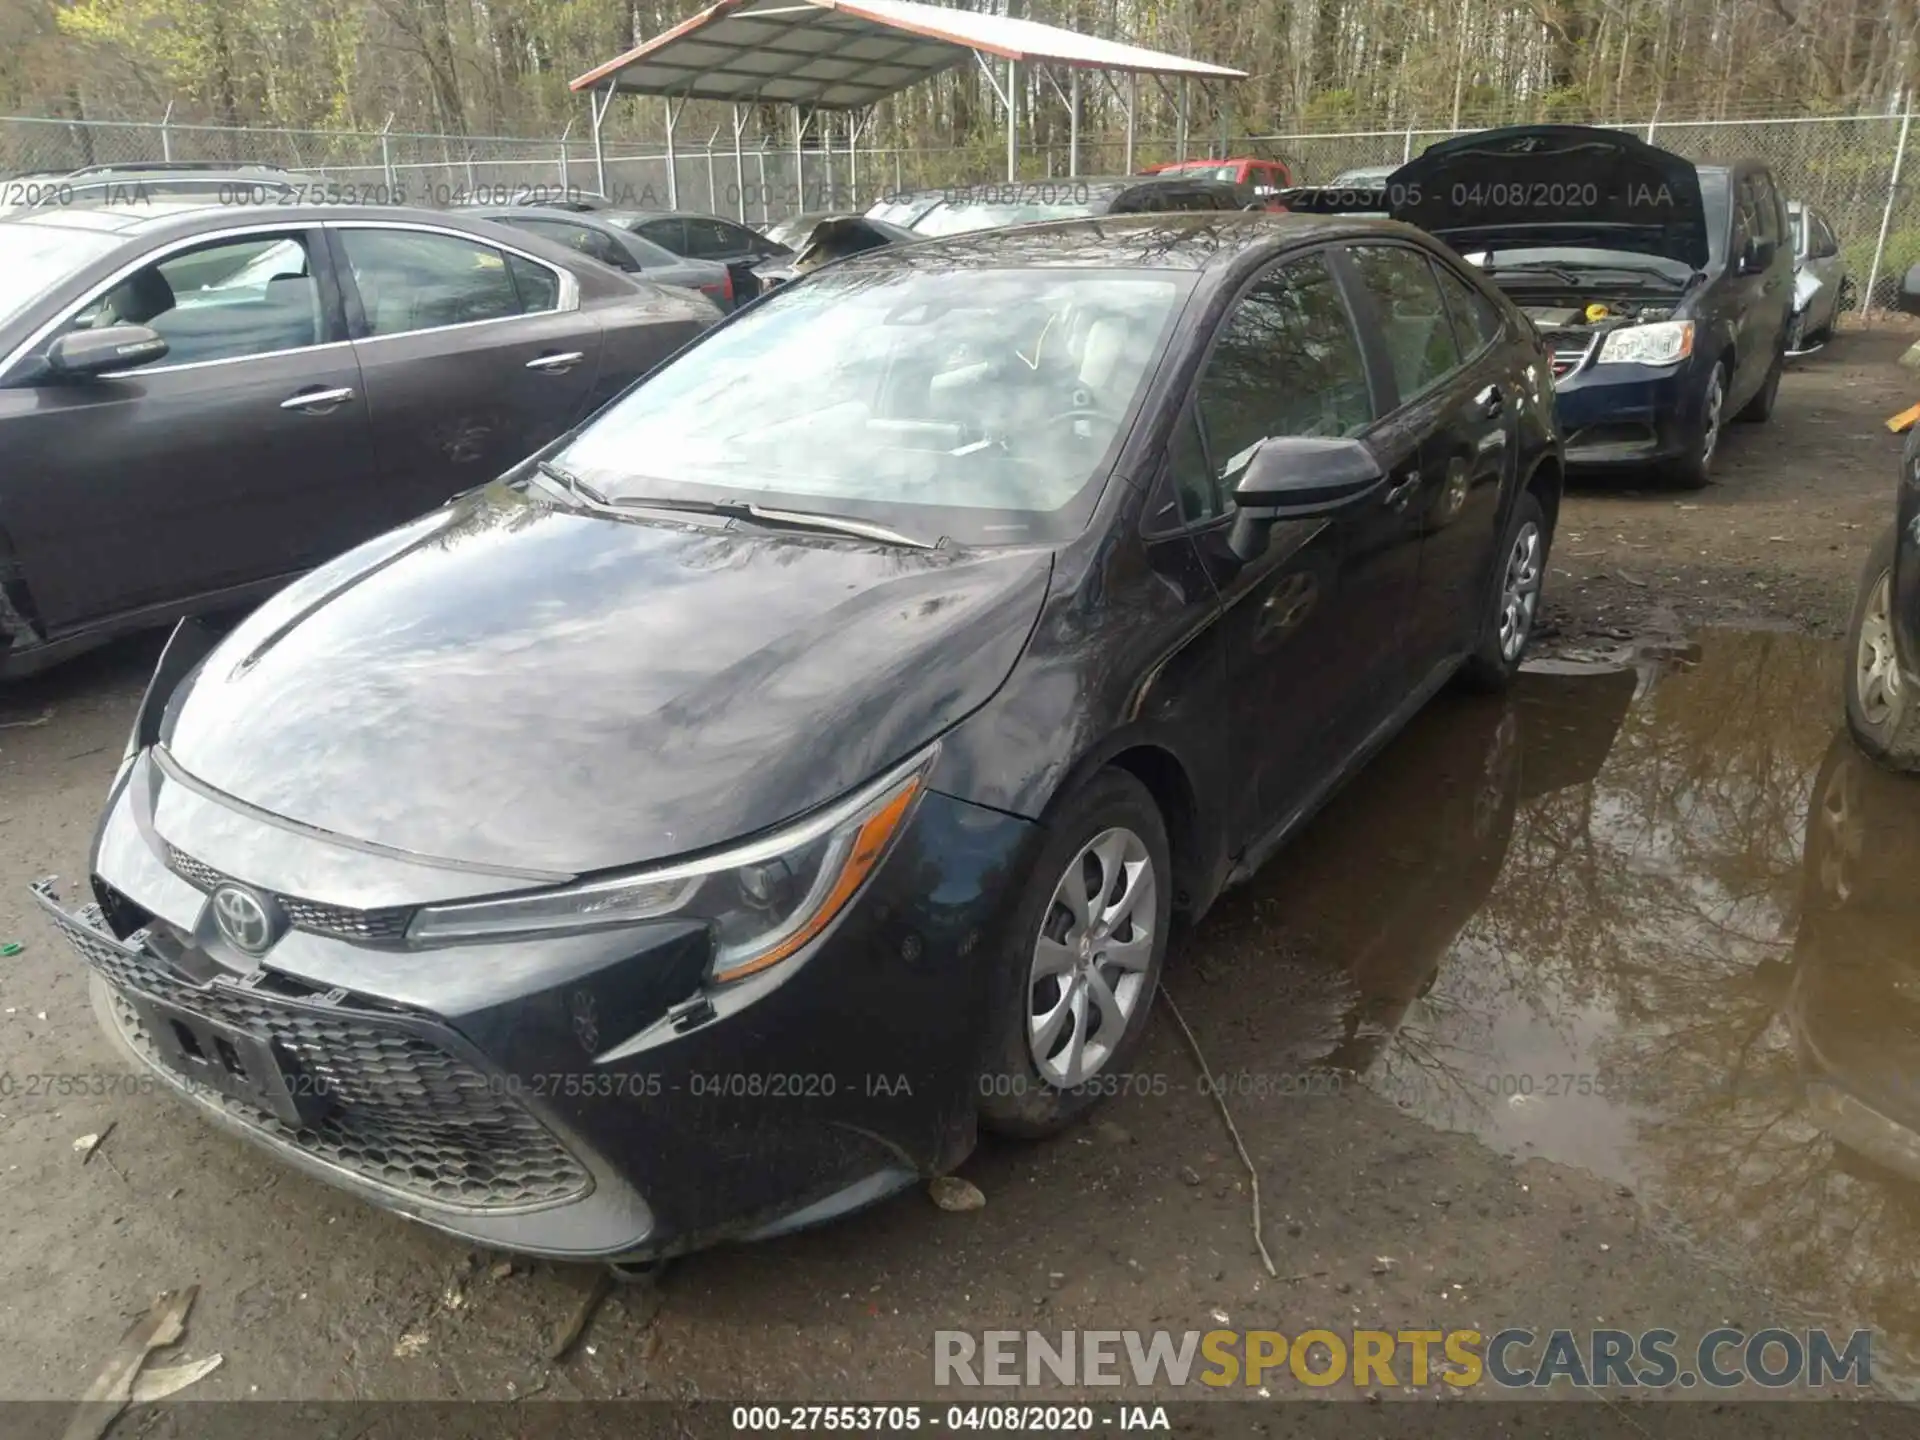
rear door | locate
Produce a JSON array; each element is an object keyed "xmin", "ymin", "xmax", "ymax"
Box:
[
  {"xmin": 329, "ymin": 221, "xmax": 605, "ymax": 527},
  {"xmin": 0, "ymin": 225, "xmax": 375, "ymax": 632},
  {"xmin": 1346, "ymin": 244, "xmax": 1516, "ymax": 669}
]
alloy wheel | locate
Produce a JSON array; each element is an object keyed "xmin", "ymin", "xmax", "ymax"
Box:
[
  {"xmin": 1497, "ymin": 521, "xmax": 1544, "ymax": 663},
  {"xmin": 1856, "ymin": 571, "xmax": 1903, "ymax": 728},
  {"xmin": 1027, "ymin": 827, "xmax": 1157, "ymax": 1087},
  {"xmin": 1700, "ymin": 367, "xmax": 1725, "ymax": 467}
]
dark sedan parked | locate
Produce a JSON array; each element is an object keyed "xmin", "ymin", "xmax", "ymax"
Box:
[
  {"xmin": 36, "ymin": 213, "xmax": 1562, "ymax": 1263},
  {"xmin": 1845, "ymin": 422, "xmax": 1920, "ymax": 769},
  {"xmin": 1381, "ymin": 127, "xmax": 1794, "ymax": 487},
  {"xmin": 472, "ymin": 205, "xmax": 737, "ymax": 309},
  {"xmin": 908, "ymin": 175, "xmax": 1255, "ymax": 236},
  {"xmin": 0, "ymin": 201, "xmax": 719, "ymax": 675}
]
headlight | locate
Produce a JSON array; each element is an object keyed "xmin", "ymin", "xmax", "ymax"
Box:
[
  {"xmin": 407, "ymin": 746, "xmax": 935, "ymax": 982},
  {"xmin": 1596, "ymin": 320, "xmax": 1694, "ymax": 366}
]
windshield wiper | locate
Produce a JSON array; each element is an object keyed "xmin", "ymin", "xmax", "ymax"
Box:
[
  {"xmin": 1479, "ymin": 262, "xmax": 1589, "ymax": 284},
  {"xmin": 534, "ymin": 458, "xmax": 608, "ymax": 507},
  {"xmin": 613, "ymin": 494, "xmax": 935, "ymax": 549}
]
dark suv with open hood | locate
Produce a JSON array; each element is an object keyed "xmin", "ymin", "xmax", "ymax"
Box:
[{"xmin": 1385, "ymin": 126, "xmax": 1793, "ymax": 487}]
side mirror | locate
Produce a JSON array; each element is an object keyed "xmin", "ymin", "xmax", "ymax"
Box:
[
  {"xmin": 1226, "ymin": 436, "xmax": 1385, "ymax": 557},
  {"xmin": 46, "ymin": 324, "xmax": 168, "ymax": 379}
]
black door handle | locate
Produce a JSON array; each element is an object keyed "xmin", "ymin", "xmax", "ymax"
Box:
[
  {"xmin": 1476, "ymin": 384, "xmax": 1504, "ymax": 419},
  {"xmin": 1382, "ymin": 472, "xmax": 1421, "ymax": 509}
]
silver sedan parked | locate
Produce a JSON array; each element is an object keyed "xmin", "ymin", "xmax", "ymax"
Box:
[{"xmin": 1787, "ymin": 199, "xmax": 1848, "ymax": 355}]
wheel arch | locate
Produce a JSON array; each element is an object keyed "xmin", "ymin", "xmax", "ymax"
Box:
[{"xmin": 1035, "ymin": 733, "xmax": 1225, "ymax": 925}]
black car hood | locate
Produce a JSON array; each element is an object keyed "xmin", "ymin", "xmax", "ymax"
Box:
[
  {"xmin": 159, "ymin": 484, "xmax": 1050, "ymax": 875},
  {"xmin": 1387, "ymin": 125, "xmax": 1709, "ymax": 271}
]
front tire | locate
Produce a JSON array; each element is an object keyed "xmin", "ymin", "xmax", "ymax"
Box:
[
  {"xmin": 1460, "ymin": 491, "xmax": 1550, "ymax": 692},
  {"xmin": 1665, "ymin": 360, "xmax": 1727, "ymax": 489},
  {"xmin": 977, "ymin": 768, "xmax": 1172, "ymax": 1138},
  {"xmin": 1845, "ymin": 524, "xmax": 1920, "ymax": 769}
]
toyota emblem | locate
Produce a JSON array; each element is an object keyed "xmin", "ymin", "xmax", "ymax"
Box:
[{"xmin": 212, "ymin": 884, "xmax": 280, "ymax": 955}]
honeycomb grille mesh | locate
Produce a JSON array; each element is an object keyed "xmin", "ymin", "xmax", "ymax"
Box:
[
  {"xmin": 39, "ymin": 894, "xmax": 591, "ymax": 1213},
  {"xmin": 165, "ymin": 845, "xmax": 413, "ymax": 943}
]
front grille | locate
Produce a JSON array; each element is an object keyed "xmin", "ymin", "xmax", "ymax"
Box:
[
  {"xmin": 34, "ymin": 884, "xmax": 592, "ymax": 1213},
  {"xmin": 165, "ymin": 844, "xmax": 413, "ymax": 943},
  {"xmin": 1541, "ymin": 329, "xmax": 1596, "ymax": 380}
]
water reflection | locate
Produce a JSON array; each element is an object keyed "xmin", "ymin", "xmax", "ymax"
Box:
[{"xmin": 1236, "ymin": 630, "xmax": 1920, "ymax": 1379}]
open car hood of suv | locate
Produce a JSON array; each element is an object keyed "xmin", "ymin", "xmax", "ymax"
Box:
[{"xmin": 1387, "ymin": 125, "xmax": 1709, "ymax": 272}]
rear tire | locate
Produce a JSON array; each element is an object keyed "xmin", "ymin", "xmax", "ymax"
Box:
[
  {"xmin": 1664, "ymin": 360, "xmax": 1727, "ymax": 489},
  {"xmin": 1459, "ymin": 491, "xmax": 1550, "ymax": 692},
  {"xmin": 1844, "ymin": 524, "xmax": 1920, "ymax": 770},
  {"xmin": 977, "ymin": 769, "xmax": 1171, "ymax": 1139}
]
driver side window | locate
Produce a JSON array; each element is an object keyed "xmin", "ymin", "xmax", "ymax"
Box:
[
  {"xmin": 54, "ymin": 232, "xmax": 324, "ymax": 370},
  {"xmin": 1187, "ymin": 252, "xmax": 1374, "ymax": 517}
]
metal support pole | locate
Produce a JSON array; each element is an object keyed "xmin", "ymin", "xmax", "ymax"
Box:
[
  {"xmin": 381, "ymin": 113, "xmax": 395, "ymax": 195},
  {"xmin": 731, "ymin": 106, "xmax": 747, "ymax": 222},
  {"xmin": 663, "ymin": 97, "xmax": 681, "ymax": 209},
  {"xmin": 794, "ymin": 108, "xmax": 805, "ymax": 217},
  {"xmin": 1645, "ymin": 99, "xmax": 1660, "ymax": 144},
  {"xmin": 591, "ymin": 83, "xmax": 612, "ymax": 197},
  {"xmin": 160, "ymin": 100, "xmax": 173, "ymax": 162},
  {"xmin": 704, "ymin": 123, "xmax": 721, "ymax": 213},
  {"xmin": 1069, "ymin": 69, "xmax": 1081, "ymax": 177},
  {"xmin": 850, "ymin": 110, "xmax": 861, "ymax": 207},
  {"xmin": 1006, "ymin": 60, "xmax": 1020, "ymax": 182},
  {"xmin": 1402, "ymin": 116, "xmax": 1416, "ymax": 162},
  {"xmin": 559, "ymin": 117, "xmax": 573, "ymax": 190},
  {"xmin": 1177, "ymin": 77, "xmax": 1189, "ymax": 161},
  {"xmin": 1868, "ymin": 97, "xmax": 1914, "ymax": 317},
  {"xmin": 1125, "ymin": 73, "xmax": 1135, "ymax": 173},
  {"xmin": 756, "ymin": 148, "xmax": 770, "ymax": 226}
]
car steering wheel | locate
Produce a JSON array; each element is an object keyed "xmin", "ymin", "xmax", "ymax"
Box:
[{"xmin": 1044, "ymin": 403, "xmax": 1123, "ymax": 432}]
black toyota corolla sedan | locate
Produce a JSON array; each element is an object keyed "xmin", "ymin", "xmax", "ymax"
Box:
[{"xmin": 35, "ymin": 213, "xmax": 1562, "ymax": 1263}]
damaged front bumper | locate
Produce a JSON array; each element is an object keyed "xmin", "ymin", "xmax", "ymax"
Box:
[{"xmin": 35, "ymin": 743, "xmax": 1034, "ymax": 1260}]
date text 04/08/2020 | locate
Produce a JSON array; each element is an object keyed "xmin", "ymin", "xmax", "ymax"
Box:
[{"xmin": 730, "ymin": 1406, "xmax": 1171, "ymax": 1432}]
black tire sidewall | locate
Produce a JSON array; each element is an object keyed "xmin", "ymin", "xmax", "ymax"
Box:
[
  {"xmin": 1460, "ymin": 491, "xmax": 1550, "ymax": 691},
  {"xmin": 1844, "ymin": 523, "xmax": 1910, "ymax": 761},
  {"xmin": 1666, "ymin": 361, "xmax": 1728, "ymax": 488},
  {"xmin": 976, "ymin": 768, "xmax": 1172, "ymax": 1139}
]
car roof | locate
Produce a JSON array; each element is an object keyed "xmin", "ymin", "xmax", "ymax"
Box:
[
  {"xmin": 0, "ymin": 199, "xmax": 513, "ymax": 240},
  {"xmin": 829, "ymin": 210, "xmax": 1414, "ymax": 274}
]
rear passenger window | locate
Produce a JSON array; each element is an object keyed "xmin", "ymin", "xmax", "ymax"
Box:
[
  {"xmin": 638, "ymin": 218, "xmax": 688, "ymax": 254},
  {"xmin": 340, "ymin": 229, "xmax": 536, "ymax": 336},
  {"xmin": 1433, "ymin": 264, "xmax": 1503, "ymax": 354},
  {"xmin": 1348, "ymin": 245, "xmax": 1463, "ymax": 402},
  {"xmin": 57, "ymin": 232, "xmax": 324, "ymax": 369},
  {"xmin": 1193, "ymin": 253, "xmax": 1373, "ymax": 496},
  {"xmin": 506, "ymin": 253, "xmax": 560, "ymax": 311}
]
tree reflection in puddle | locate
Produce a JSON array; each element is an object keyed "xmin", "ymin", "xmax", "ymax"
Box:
[{"xmin": 1213, "ymin": 628, "xmax": 1920, "ymax": 1377}]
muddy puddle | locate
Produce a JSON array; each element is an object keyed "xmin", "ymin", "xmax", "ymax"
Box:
[{"xmin": 1196, "ymin": 629, "xmax": 1920, "ymax": 1384}]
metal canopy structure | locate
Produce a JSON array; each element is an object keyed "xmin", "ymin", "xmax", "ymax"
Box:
[{"xmin": 569, "ymin": 0, "xmax": 1246, "ymax": 201}]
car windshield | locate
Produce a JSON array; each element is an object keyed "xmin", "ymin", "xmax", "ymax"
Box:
[
  {"xmin": 0, "ymin": 224, "xmax": 121, "ymax": 330},
  {"xmin": 912, "ymin": 198, "xmax": 1105, "ymax": 236},
  {"xmin": 554, "ymin": 264, "xmax": 1190, "ymax": 545}
]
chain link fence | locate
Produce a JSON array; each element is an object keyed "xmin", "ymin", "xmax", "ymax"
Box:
[{"xmin": 6, "ymin": 109, "xmax": 1918, "ymax": 310}]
